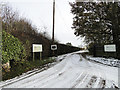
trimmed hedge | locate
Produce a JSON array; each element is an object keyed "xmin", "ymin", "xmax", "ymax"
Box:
[{"xmin": 2, "ymin": 30, "xmax": 26, "ymax": 64}]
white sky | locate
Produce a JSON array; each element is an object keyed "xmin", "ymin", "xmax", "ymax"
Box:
[{"xmin": 1, "ymin": 0, "xmax": 86, "ymax": 47}]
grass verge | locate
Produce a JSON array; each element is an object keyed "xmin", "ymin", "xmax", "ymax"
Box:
[{"xmin": 2, "ymin": 57, "xmax": 55, "ymax": 81}]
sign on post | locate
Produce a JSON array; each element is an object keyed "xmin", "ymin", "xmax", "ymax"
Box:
[
  {"xmin": 32, "ymin": 44, "xmax": 42, "ymax": 61},
  {"xmin": 104, "ymin": 44, "xmax": 116, "ymax": 52},
  {"xmin": 51, "ymin": 45, "xmax": 57, "ymax": 50}
]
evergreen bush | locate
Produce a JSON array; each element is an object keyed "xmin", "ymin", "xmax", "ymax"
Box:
[{"xmin": 2, "ymin": 30, "xmax": 26, "ymax": 64}]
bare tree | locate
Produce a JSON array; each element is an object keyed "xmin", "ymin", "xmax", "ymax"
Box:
[{"xmin": 1, "ymin": 4, "xmax": 19, "ymax": 32}]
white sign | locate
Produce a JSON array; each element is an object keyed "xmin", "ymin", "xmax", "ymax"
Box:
[
  {"xmin": 51, "ymin": 45, "xmax": 57, "ymax": 50},
  {"xmin": 104, "ymin": 44, "xmax": 116, "ymax": 52},
  {"xmin": 33, "ymin": 44, "xmax": 42, "ymax": 52}
]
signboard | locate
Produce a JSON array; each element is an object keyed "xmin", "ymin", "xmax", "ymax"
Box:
[
  {"xmin": 104, "ymin": 44, "xmax": 116, "ymax": 52},
  {"xmin": 33, "ymin": 44, "xmax": 42, "ymax": 52},
  {"xmin": 51, "ymin": 45, "xmax": 57, "ymax": 50}
]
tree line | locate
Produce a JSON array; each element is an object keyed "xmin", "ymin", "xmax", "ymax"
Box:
[
  {"xmin": 1, "ymin": 4, "xmax": 57, "ymax": 63},
  {"xmin": 1, "ymin": 4, "xmax": 80, "ymax": 64},
  {"xmin": 1, "ymin": 3, "xmax": 81, "ymax": 80},
  {"xmin": 70, "ymin": 1, "xmax": 120, "ymax": 59}
]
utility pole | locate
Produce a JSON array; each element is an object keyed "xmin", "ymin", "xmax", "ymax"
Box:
[
  {"xmin": 52, "ymin": 0, "xmax": 55, "ymax": 56},
  {"xmin": 52, "ymin": 0, "xmax": 55, "ymax": 44}
]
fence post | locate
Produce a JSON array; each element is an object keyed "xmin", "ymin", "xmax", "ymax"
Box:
[
  {"xmin": 33, "ymin": 52, "xmax": 34, "ymax": 61},
  {"xmin": 40, "ymin": 52, "xmax": 42, "ymax": 60}
]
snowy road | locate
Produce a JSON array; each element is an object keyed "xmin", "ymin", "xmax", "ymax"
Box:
[{"xmin": 0, "ymin": 51, "xmax": 119, "ymax": 88}]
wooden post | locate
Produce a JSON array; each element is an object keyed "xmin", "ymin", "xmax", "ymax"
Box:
[
  {"xmin": 52, "ymin": 0, "xmax": 55, "ymax": 56},
  {"xmin": 40, "ymin": 52, "xmax": 42, "ymax": 60},
  {"xmin": 33, "ymin": 52, "xmax": 34, "ymax": 61},
  {"xmin": 52, "ymin": 0, "xmax": 55, "ymax": 43}
]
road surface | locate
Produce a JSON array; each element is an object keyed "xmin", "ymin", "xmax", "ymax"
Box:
[{"xmin": 0, "ymin": 51, "xmax": 119, "ymax": 88}]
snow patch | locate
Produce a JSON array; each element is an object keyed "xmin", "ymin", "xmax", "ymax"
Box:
[{"xmin": 86, "ymin": 56, "xmax": 120, "ymax": 68}]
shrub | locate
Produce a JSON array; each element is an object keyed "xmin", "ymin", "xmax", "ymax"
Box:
[
  {"xmin": 2, "ymin": 30, "xmax": 26, "ymax": 64},
  {"xmin": 87, "ymin": 43, "xmax": 95, "ymax": 55}
]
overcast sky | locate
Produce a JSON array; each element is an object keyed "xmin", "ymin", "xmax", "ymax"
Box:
[{"xmin": 1, "ymin": 0, "xmax": 86, "ymax": 47}]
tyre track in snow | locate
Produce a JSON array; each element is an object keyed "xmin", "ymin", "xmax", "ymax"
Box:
[
  {"xmin": 85, "ymin": 58, "xmax": 106, "ymax": 88},
  {"xmin": 71, "ymin": 72, "xmax": 89, "ymax": 88},
  {"xmin": 85, "ymin": 60, "xmax": 118, "ymax": 88},
  {"xmin": 71, "ymin": 54, "xmax": 118, "ymax": 88},
  {"xmin": 20, "ymin": 55, "xmax": 73, "ymax": 88},
  {"xmin": 79, "ymin": 54, "xmax": 118, "ymax": 88},
  {"xmin": 0, "ymin": 54, "xmax": 70, "ymax": 89},
  {"xmin": 39, "ymin": 67, "xmax": 73, "ymax": 88},
  {"xmin": 17, "ymin": 63, "xmax": 67, "ymax": 88},
  {"xmin": 39, "ymin": 54, "xmax": 84, "ymax": 88},
  {"xmin": 0, "ymin": 51, "xmax": 118, "ymax": 88},
  {"xmin": 29, "ymin": 54, "xmax": 78, "ymax": 88},
  {"xmin": 2, "ymin": 54, "xmax": 72, "ymax": 88},
  {"xmin": 0, "ymin": 67, "xmax": 48, "ymax": 88}
]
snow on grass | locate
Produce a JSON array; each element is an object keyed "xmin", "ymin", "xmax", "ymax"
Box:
[{"xmin": 86, "ymin": 55, "xmax": 120, "ymax": 68}]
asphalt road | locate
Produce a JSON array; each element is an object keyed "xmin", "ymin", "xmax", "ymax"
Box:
[{"xmin": 0, "ymin": 51, "xmax": 118, "ymax": 88}]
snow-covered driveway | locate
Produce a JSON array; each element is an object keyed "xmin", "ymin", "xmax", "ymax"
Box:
[{"xmin": 1, "ymin": 51, "xmax": 119, "ymax": 88}]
